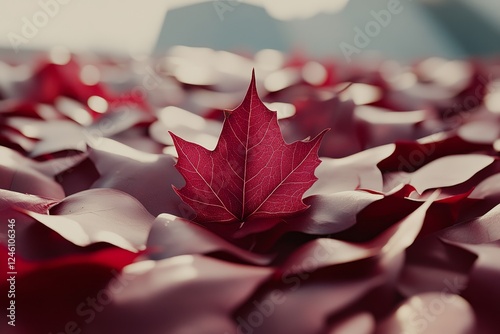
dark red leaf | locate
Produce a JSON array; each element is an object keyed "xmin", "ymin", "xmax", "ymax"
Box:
[
  {"xmin": 171, "ymin": 71, "xmax": 327, "ymax": 223},
  {"xmin": 30, "ymin": 57, "xmax": 110, "ymax": 106},
  {"xmin": 0, "ymin": 246, "xmax": 140, "ymax": 334},
  {"xmin": 458, "ymin": 241, "xmax": 500, "ymax": 333}
]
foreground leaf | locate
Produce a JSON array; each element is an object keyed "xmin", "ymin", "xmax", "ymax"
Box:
[
  {"xmin": 171, "ymin": 71, "xmax": 327, "ymax": 223},
  {"xmin": 86, "ymin": 255, "xmax": 273, "ymax": 334},
  {"xmin": 19, "ymin": 189, "xmax": 155, "ymax": 252}
]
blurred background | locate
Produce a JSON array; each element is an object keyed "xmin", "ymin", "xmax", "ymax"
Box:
[
  {"xmin": 1, "ymin": 0, "xmax": 500, "ymax": 160},
  {"xmin": 1, "ymin": 0, "xmax": 500, "ymax": 61}
]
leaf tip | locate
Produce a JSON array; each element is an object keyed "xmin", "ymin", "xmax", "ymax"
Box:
[
  {"xmin": 241, "ymin": 68, "xmax": 261, "ymax": 108},
  {"xmin": 305, "ymin": 128, "xmax": 329, "ymax": 144},
  {"xmin": 167, "ymin": 130, "xmax": 177, "ymax": 141},
  {"xmin": 249, "ymin": 68, "xmax": 257, "ymax": 92},
  {"xmin": 320, "ymin": 128, "xmax": 330, "ymax": 135}
]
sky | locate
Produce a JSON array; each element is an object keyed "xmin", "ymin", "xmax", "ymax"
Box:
[{"xmin": 0, "ymin": 0, "xmax": 349, "ymax": 55}]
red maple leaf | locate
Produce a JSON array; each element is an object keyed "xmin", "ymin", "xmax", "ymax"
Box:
[{"xmin": 170, "ymin": 71, "xmax": 327, "ymax": 224}]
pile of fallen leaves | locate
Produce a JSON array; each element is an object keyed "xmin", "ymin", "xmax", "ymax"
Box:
[{"xmin": 1, "ymin": 48, "xmax": 500, "ymax": 334}]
